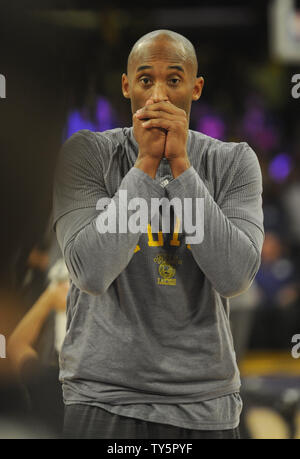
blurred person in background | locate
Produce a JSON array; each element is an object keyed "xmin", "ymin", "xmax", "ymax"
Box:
[
  {"xmin": 19, "ymin": 238, "xmax": 51, "ymax": 310},
  {"xmin": 230, "ymin": 280, "xmax": 262, "ymax": 363},
  {"xmin": 53, "ymin": 29, "xmax": 264, "ymax": 439},
  {"xmin": 249, "ymin": 231, "xmax": 300, "ymax": 350},
  {"xmin": 0, "ymin": 1, "xmax": 94, "ymax": 437},
  {"xmin": 19, "ymin": 224, "xmax": 64, "ymax": 309},
  {"xmin": 281, "ymin": 165, "xmax": 300, "ymax": 267},
  {"xmin": 7, "ymin": 258, "xmax": 69, "ymax": 437}
]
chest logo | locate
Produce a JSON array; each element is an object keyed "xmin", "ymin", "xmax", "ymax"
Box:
[
  {"xmin": 154, "ymin": 253, "xmax": 181, "ymax": 286},
  {"xmin": 159, "ymin": 263, "xmax": 176, "ymax": 279}
]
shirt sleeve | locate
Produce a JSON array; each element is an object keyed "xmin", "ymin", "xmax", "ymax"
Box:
[
  {"xmin": 53, "ymin": 130, "xmax": 165, "ymax": 296},
  {"xmin": 164, "ymin": 142, "xmax": 264, "ymax": 298}
]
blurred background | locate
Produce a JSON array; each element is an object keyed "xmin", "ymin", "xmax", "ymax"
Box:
[{"xmin": 0, "ymin": 0, "xmax": 300, "ymax": 438}]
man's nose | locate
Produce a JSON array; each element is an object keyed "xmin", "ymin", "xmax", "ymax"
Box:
[{"xmin": 151, "ymin": 83, "xmax": 169, "ymax": 103}]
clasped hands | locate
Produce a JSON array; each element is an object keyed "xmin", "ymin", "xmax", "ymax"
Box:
[{"xmin": 133, "ymin": 98, "xmax": 190, "ymax": 179}]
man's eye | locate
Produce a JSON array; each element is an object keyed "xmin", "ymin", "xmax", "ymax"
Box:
[
  {"xmin": 140, "ymin": 77, "xmax": 151, "ymax": 85},
  {"xmin": 169, "ymin": 78, "xmax": 180, "ymax": 85}
]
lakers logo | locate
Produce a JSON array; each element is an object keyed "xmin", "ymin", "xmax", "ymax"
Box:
[
  {"xmin": 159, "ymin": 263, "xmax": 176, "ymax": 279},
  {"xmin": 154, "ymin": 254, "xmax": 178, "ymax": 286}
]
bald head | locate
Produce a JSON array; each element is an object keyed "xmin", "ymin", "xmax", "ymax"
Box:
[{"xmin": 127, "ymin": 30, "xmax": 198, "ymax": 77}]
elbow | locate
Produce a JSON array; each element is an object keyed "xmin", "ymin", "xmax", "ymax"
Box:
[
  {"xmin": 7, "ymin": 333, "xmax": 23, "ymax": 359},
  {"xmin": 76, "ymin": 276, "xmax": 106, "ymax": 297},
  {"xmin": 6, "ymin": 337, "xmax": 30, "ymax": 373},
  {"xmin": 6, "ymin": 337, "xmax": 16, "ymax": 360},
  {"xmin": 69, "ymin": 269, "xmax": 107, "ymax": 296},
  {"xmin": 218, "ymin": 279, "xmax": 253, "ymax": 299},
  {"xmin": 65, "ymin": 244, "xmax": 107, "ymax": 296},
  {"xmin": 217, "ymin": 249, "xmax": 261, "ymax": 299}
]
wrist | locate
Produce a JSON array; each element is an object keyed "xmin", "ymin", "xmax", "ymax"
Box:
[
  {"xmin": 134, "ymin": 156, "xmax": 161, "ymax": 179},
  {"xmin": 168, "ymin": 157, "xmax": 190, "ymax": 179}
]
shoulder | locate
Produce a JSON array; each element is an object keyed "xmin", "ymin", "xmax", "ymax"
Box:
[
  {"xmin": 189, "ymin": 129, "xmax": 261, "ymax": 178},
  {"xmin": 57, "ymin": 127, "xmax": 129, "ymax": 169},
  {"xmin": 62, "ymin": 127, "xmax": 127, "ymax": 155},
  {"xmin": 93, "ymin": 127, "xmax": 129, "ymax": 149},
  {"xmin": 189, "ymin": 129, "xmax": 256, "ymax": 161}
]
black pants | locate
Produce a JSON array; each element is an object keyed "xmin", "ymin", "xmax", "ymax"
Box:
[{"xmin": 63, "ymin": 404, "xmax": 240, "ymax": 439}]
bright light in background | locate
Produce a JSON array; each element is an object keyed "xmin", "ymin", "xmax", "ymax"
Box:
[
  {"xmin": 242, "ymin": 104, "xmax": 279, "ymax": 152},
  {"xmin": 197, "ymin": 114, "xmax": 226, "ymax": 140},
  {"xmin": 269, "ymin": 153, "xmax": 292, "ymax": 182},
  {"xmin": 64, "ymin": 96, "xmax": 118, "ymax": 139}
]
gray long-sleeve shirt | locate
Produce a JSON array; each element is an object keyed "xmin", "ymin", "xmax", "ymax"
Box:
[{"xmin": 53, "ymin": 127, "xmax": 264, "ymax": 430}]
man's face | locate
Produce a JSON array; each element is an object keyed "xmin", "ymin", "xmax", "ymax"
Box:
[{"xmin": 122, "ymin": 37, "xmax": 204, "ymax": 121}]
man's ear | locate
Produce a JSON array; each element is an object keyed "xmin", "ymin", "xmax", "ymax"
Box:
[
  {"xmin": 192, "ymin": 76, "xmax": 204, "ymax": 101},
  {"xmin": 122, "ymin": 73, "xmax": 130, "ymax": 99}
]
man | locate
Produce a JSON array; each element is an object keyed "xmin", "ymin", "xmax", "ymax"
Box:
[{"xmin": 53, "ymin": 30, "xmax": 264, "ymax": 439}]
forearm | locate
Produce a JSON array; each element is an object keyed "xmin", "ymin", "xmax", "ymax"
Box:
[
  {"xmin": 168, "ymin": 156, "xmax": 191, "ymax": 179},
  {"xmin": 134, "ymin": 152, "xmax": 191, "ymax": 180},
  {"xmin": 134, "ymin": 156, "xmax": 161, "ymax": 179},
  {"xmin": 7, "ymin": 289, "xmax": 52, "ymax": 370},
  {"xmin": 57, "ymin": 167, "xmax": 165, "ymax": 296},
  {"xmin": 165, "ymin": 167, "xmax": 264, "ymax": 298}
]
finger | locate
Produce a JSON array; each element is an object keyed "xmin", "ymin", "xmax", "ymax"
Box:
[
  {"xmin": 142, "ymin": 118, "xmax": 174, "ymax": 131},
  {"xmin": 135, "ymin": 110, "xmax": 177, "ymax": 121},
  {"xmin": 140, "ymin": 101, "xmax": 185, "ymax": 116},
  {"xmin": 133, "ymin": 113, "xmax": 146, "ymax": 124}
]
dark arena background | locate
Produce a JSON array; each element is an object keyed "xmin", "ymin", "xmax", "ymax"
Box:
[{"xmin": 0, "ymin": 0, "xmax": 300, "ymax": 440}]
